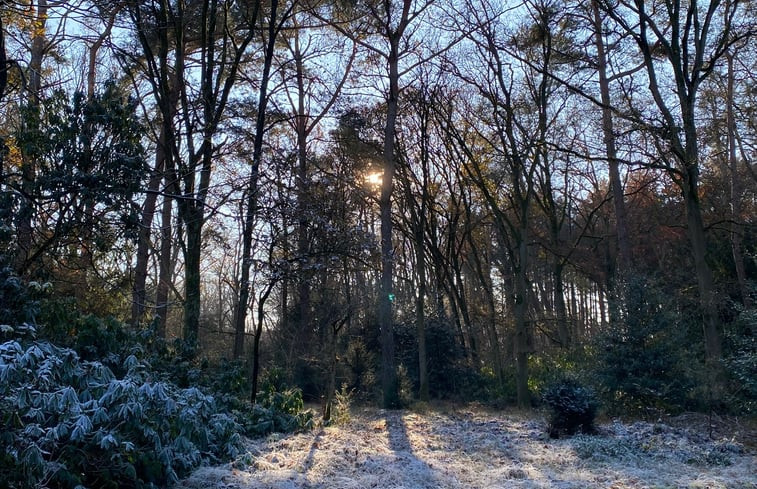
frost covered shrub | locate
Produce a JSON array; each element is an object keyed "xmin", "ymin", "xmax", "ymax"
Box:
[
  {"xmin": 543, "ymin": 377, "xmax": 599, "ymax": 438},
  {"xmin": 0, "ymin": 337, "xmax": 241, "ymax": 488}
]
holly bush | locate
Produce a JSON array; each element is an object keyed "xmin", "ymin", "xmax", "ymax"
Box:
[{"xmin": 543, "ymin": 377, "xmax": 599, "ymax": 438}]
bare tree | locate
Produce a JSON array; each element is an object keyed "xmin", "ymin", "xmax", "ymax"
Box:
[
  {"xmin": 127, "ymin": 0, "xmax": 259, "ymax": 347},
  {"xmin": 598, "ymin": 0, "xmax": 752, "ymax": 368}
]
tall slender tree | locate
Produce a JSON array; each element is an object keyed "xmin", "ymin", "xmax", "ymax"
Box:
[
  {"xmin": 128, "ymin": 0, "xmax": 258, "ymax": 347},
  {"xmin": 599, "ymin": 0, "xmax": 751, "ymax": 368}
]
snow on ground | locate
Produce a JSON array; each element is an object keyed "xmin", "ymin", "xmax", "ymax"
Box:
[{"xmin": 175, "ymin": 406, "xmax": 757, "ymax": 489}]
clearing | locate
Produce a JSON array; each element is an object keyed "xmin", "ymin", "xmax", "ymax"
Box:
[{"xmin": 176, "ymin": 406, "xmax": 756, "ymax": 489}]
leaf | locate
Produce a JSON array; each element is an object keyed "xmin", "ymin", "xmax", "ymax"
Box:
[
  {"xmin": 60, "ymin": 386, "xmax": 79, "ymax": 409},
  {"xmin": 123, "ymin": 354, "xmax": 140, "ymax": 371},
  {"xmin": 74, "ymin": 414, "xmax": 93, "ymax": 436},
  {"xmin": 98, "ymin": 433, "xmax": 118, "ymax": 450},
  {"xmin": 92, "ymin": 406, "xmax": 109, "ymax": 424}
]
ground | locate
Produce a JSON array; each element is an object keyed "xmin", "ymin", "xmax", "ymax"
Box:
[{"xmin": 176, "ymin": 406, "xmax": 757, "ymax": 489}]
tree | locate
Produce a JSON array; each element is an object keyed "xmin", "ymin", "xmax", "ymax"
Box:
[
  {"xmin": 13, "ymin": 0, "xmax": 51, "ymax": 276},
  {"xmin": 127, "ymin": 0, "xmax": 258, "ymax": 347},
  {"xmin": 319, "ymin": 0, "xmax": 437, "ymax": 408},
  {"xmin": 10, "ymin": 84, "xmax": 145, "ymax": 284},
  {"xmin": 271, "ymin": 8, "xmax": 356, "ymax": 359},
  {"xmin": 233, "ymin": 0, "xmax": 292, "ymax": 359},
  {"xmin": 590, "ymin": 0, "xmax": 632, "ymax": 280},
  {"xmin": 598, "ymin": 0, "xmax": 752, "ymax": 370},
  {"xmin": 450, "ymin": 0, "xmax": 579, "ymax": 406}
]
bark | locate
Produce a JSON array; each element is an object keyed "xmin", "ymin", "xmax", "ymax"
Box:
[
  {"xmin": 132, "ymin": 74, "xmax": 179, "ymax": 326},
  {"xmin": 323, "ymin": 315, "xmax": 348, "ymax": 422},
  {"xmin": 87, "ymin": 4, "xmax": 122, "ymax": 100},
  {"xmin": 234, "ymin": 0, "xmax": 279, "ymax": 358},
  {"xmin": 553, "ymin": 262, "xmax": 569, "ymax": 347},
  {"xmin": 592, "ymin": 0, "xmax": 632, "ymax": 277},
  {"xmin": 379, "ymin": 35, "xmax": 400, "ymax": 408},
  {"xmin": 155, "ymin": 190, "xmax": 173, "ymax": 338},
  {"xmin": 467, "ymin": 229, "xmax": 504, "ymax": 385},
  {"xmin": 725, "ymin": 53, "xmax": 751, "ymax": 308},
  {"xmin": 183, "ymin": 214, "xmax": 203, "ymax": 345},
  {"xmin": 513, "ymin": 224, "xmax": 531, "ymax": 407},
  {"xmin": 683, "ymin": 170, "xmax": 722, "ymax": 363},
  {"xmin": 294, "ymin": 23, "xmax": 311, "ymax": 343},
  {"xmin": 682, "ymin": 102, "xmax": 723, "ymax": 368},
  {"xmin": 15, "ymin": 0, "xmax": 48, "ymax": 276},
  {"xmin": 250, "ymin": 280, "xmax": 276, "ymax": 403},
  {"xmin": 0, "ymin": 14, "xmax": 6, "ymax": 102}
]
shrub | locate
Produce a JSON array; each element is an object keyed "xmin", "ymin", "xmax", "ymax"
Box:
[
  {"xmin": 542, "ymin": 377, "xmax": 599, "ymax": 438},
  {"xmin": 343, "ymin": 338, "xmax": 377, "ymax": 401},
  {"xmin": 325, "ymin": 383, "xmax": 354, "ymax": 426},
  {"xmin": 0, "ymin": 335, "xmax": 241, "ymax": 488},
  {"xmin": 0, "ymin": 267, "xmax": 44, "ymax": 329},
  {"xmin": 592, "ymin": 276, "xmax": 695, "ymax": 414},
  {"xmin": 241, "ymin": 368, "xmax": 314, "ymax": 437},
  {"xmin": 394, "ymin": 316, "xmax": 487, "ymax": 401},
  {"xmin": 724, "ymin": 306, "xmax": 756, "ymax": 415}
]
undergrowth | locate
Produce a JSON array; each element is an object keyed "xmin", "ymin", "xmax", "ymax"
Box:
[
  {"xmin": 0, "ymin": 327, "xmax": 241, "ymax": 488},
  {"xmin": 0, "ymin": 273, "xmax": 314, "ymax": 488}
]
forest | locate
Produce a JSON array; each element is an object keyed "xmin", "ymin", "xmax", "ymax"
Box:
[{"xmin": 0, "ymin": 0, "xmax": 755, "ymax": 487}]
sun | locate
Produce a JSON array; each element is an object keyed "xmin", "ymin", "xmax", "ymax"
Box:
[{"xmin": 364, "ymin": 171, "xmax": 383, "ymax": 187}]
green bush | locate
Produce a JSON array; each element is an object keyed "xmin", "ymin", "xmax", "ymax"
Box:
[
  {"xmin": 240, "ymin": 368, "xmax": 314, "ymax": 437},
  {"xmin": 0, "ymin": 267, "xmax": 45, "ymax": 329},
  {"xmin": 724, "ymin": 307, "xmax": 756, "ymax": 415},
  {"xmin": 542, "ymin": 377, "xmax": 599, "ymax": 438},
  {"xmin": 592, "ymin": 276, "xmax": 695, "ymax": 414},
  {"xmin": 328, "ymin": 383, "xmax": 354, "ymax": 426},
  {"xmin": 0, "ymin": 335, "xmax": 241, "ymax": 488},
  {"xmin": 394, "ymin": 316, "xmax": 489, "ymax": 401}
]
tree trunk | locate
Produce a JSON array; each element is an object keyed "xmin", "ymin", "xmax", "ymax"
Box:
[
  {"xmin": 725, "ymin": 53, "xmax": 751, "ymax": 308},
  {"xmin": 155, "ymin": 186, "xmax": 174, "ymax": 338},
  {"xmin": 249, "ymin": 286, "xmax": 268, "ymax": 403},
  {"xmin": 415, "ymin": 224, "xmax": 429, "ymax": 402},
  {"xmin": 294, "ymin": 26, "xmax": 312, "ymax": 344},
  {"xmin": 132, "ymin": 72, "xmax": 179, "ymax": 326},
  {"xmin": 234, "ymin": 0, "xmax": 279, "ymax": 359},
  {"xmin": 15, "ymin": 0, "xmax": 48, "ymax": 276},
  {"xmin": 379, "ymin": 37, "xmax": 400, "ymax": 409},
  {"xmin": 514, "ymin": 225, "xmax": 531, "ymax": 408},
  {"xmin": 682, "ymin": 169, "xmax": 722, "ymax": 364},
  {"xmin": 554, "ymin": 262, "xmax": 569, "ymax": 347},
  {"xmin": 0, "ymin": 15, "xmax": 7, "ymax": 103},
  {"xmin": 131, "ymin": 152, "xmax": 164, "ymax": 326},
  {"xmin": 183, "ymin": 213, "xmax": 203, "ymax": 345},
  {"xmin": 592, "ymin": 0, "xmax": 632, "ymax": 278}
]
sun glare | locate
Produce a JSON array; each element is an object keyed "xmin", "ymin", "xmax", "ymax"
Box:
[{"xmin": 365, "ymin": 171, "xmax": 383, "ymax": 187}]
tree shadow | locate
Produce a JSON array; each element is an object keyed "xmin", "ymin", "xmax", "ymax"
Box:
[
  {"xmin": 299, "ymin": 428, "xmax": 325, "ymax": 473},
  {"xmin": 384, "ymin": 411, "xmax": 443, "ymax": 488}
]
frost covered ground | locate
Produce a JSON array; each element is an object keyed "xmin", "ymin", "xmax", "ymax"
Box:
[{"xmin": 175, "ymin": 406, "xmax": 756, "ymax": 489}]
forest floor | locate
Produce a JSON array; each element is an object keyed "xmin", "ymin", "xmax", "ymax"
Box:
[{"xmin": 175, "ymin": 405, "xmax": 757, "ymax": 489}]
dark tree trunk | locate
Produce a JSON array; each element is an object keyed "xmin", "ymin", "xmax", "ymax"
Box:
[
  {"xmin": 592, "ymin": 0, "xmax": 632, "ymax": 278},
  {"xmin": 15, "ymin": 0, "xmax": 48, "ymax": 276},
  {"xmin": 378, "ymin": 37, "xmax": 400, "ymax": 408},
  {"xmin": 234, "ymin": 0, "xmax": 279, "ymax": 359}
]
